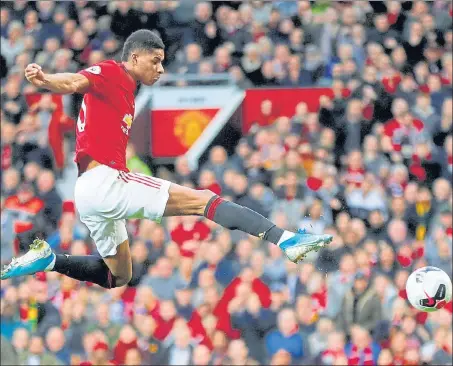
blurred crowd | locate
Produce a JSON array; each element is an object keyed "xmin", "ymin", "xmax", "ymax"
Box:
[{"xmin": 1, "ymin": 0, "xmax": 453, "ymax": 365}]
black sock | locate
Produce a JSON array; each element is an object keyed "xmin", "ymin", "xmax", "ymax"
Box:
[
  {"xmin": 204, "ymin": 196, "xmax": 284, "ymax": 244},
  {"xmin": 53, "ymin": 254, "xmax": 117, "ymax": 289}
]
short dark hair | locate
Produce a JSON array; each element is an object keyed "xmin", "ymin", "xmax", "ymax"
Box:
[{"xmin": 121, "ymin": 29, "xmax": 165, "ymax": 61}]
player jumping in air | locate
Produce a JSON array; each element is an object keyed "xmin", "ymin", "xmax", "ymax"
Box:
[{"xmin": 1, "ymin": 30, "xmax": 332, "ymax": 288}]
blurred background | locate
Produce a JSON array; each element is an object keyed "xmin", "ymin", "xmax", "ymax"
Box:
[{"xmin": 1, "ymin": 1, "xmax": 452, "ymax": 365}]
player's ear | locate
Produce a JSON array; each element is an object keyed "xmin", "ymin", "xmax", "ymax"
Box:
[{"xmin": 131, "ymin": 53, "xmax": 138, "ymax": 66}]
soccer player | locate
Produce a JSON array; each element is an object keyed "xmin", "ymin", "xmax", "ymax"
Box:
[{"xmin": 1, "ymin": 30, "xmax": 332, "ymax": 288}]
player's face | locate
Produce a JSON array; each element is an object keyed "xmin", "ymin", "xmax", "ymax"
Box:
[{"xmin": 134, "ymin": 49, "xmax": 165, "ymax": 86}]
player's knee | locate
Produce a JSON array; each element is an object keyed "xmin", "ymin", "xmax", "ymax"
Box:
[
  {"xmin": 114, "ymin": 271, "xmax": 132, "ymax": 287},
  {"xmin": 181, "ymin": 188, "xmax": 214, "ymax": 216},
  {"xmin": 195, "ymin": 189, "xmax": 216, "ymax": 214},
  {"xmin": 198, "ymin": 189, "xmax": 216, "ymax": 202}
]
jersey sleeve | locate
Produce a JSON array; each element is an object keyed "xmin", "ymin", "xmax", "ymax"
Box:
[{"xmin": 78, "ymin": 61, "xmax": 117, "ymax": 96}]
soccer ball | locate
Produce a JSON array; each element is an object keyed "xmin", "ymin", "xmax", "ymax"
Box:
[{"xmin": 406, "ymin": 266, "xmax": 452, "ymax": 312}]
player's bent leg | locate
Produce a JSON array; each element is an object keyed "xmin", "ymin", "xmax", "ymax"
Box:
[
  {"xmin": 102, "ymin": 239, "xmax": 132, "ymax": 287},
  {"xmin": 1, "ymin": 239, "xmax": 131, "ymax": 288},
  {"xmin": 54, "ymin": 217, "xmax": 133, "ymax": 288},
  {"xmin": 163, "ymin": 184, "xmax": 333, "ymax": 263},
  {"xmin": 53, "ymin": 219, "xmax": 132, "ymax": 288}
]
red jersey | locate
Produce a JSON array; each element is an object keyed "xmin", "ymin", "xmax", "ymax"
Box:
[{"xmin": 76, "ymin": 60, "xmax": 136, "ymax": 171}]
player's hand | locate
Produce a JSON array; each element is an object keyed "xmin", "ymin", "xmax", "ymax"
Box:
[{"xmin": 24, "ymin": 63, "xmax": 46, "ymax": 87}]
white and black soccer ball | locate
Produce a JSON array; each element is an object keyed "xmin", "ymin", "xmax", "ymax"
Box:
[{"xmin": 406, "ymin": 266, "xmax": 452, "ymax": 312}]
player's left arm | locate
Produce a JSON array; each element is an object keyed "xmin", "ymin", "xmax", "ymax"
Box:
[
  {"xmin": 41, "ymin": 73, "xmax": 91, "ymax": 94},
  {"xmin": 25, "ymin": 63, "xmax": 90, "ymax": 94}
]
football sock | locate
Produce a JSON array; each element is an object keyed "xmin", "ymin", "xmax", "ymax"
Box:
[
  {"xmin": 52, "ymin": 254, "xmax": 118, "ymax": 289},
  {"xmin": 204, "ymin": 196, "xmax": 285, "ymax": 244}
]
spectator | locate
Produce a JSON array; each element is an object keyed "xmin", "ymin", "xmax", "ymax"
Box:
[
  {"xmin": 224, "ymin": 339, "xmax": 259, "ymax": 365},
  {"xmin": 345, "ymin": 325, "xmax": 381, "ymax": 365},
  {"xmin": 201, "ymin": 145, "xmax": 228, "ymax": 182},
  {"xmin": 36, "ymin": 169, "xmax": 63, "ymax": 233},
  {"xmin": 141, "ymin": 257, "xmax": 188, "ymax": 300},
  {"xmin": 86, "ymin": 340, "xmax": 114, "ymax": 366},
  {"xmin": 346, "ymin": 173, "xmax": 388, "ymax": 220},
  {"xmin": 16, "ymin": 335, "xmax": 62, "ymax": 365},
  {"xmin": 45, "ymin": 327, "xmax": 71, "ymax": 364},
  {"xmin": 161, "ymin": 319, "xmax": 194, "ymax": 365},
  {"xmin": 336, "ymin": 99, "xmax": 370, "ymax": 155},
  {"xmin": 316, "ymin": 331, "xmax": 347, "ymax": 365},
  {"xmin": 1, "ymin": 20, "xmax": 25, "ymax": 67},
  {"xmin": 281, "ymin": 54, "xmax": 313, "ymax": 87},
  {"xmin": 308, "ymin": 317, "xmax": 335, "ymax": 357},
  {"xmin": 190, "ymin": 2, "xmax": 221, "ymax": 57},
  {"xmin": 368, "ymin": 14, "xmax": 401, "ymax": 46},
  {"xmin": 240, "ymin": 42, "xmax": 263, "ymax": 85},
  {"xmin": 325, "ymin": 253, "xmax": 356, "ymax": 318},
  {"xmin": 85, "ymin": 303, "xmax": 122, "ymax": 348},
  {"xmin": 265, "ymin": 308, "xmax": 304, "ymax": 361},
  {"xmin": 337, "ymin": 271, "xmax": 382, "ymax": 334},
  {"xmin": 109, "ymin": 1, "xmax": 142, "ymax": 42}
]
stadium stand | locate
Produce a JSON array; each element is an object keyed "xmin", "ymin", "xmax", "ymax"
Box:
[{"xmin": 1, "ymin": 1, "xmax": 452, "ymax": 365}]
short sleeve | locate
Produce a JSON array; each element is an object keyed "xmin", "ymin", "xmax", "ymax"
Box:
[{"xmin": 78, "ymin": 61, "xmax": 116, "ymax": 96}]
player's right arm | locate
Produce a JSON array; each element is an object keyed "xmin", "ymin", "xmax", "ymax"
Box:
[{"xmin": 24, "ymin": 63, "xmax": 90, "ymax": 94}]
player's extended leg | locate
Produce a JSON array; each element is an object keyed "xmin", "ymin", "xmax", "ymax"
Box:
[{"xmin": 164, "ymin": 184, "xmax": 333, "ymax": 263}]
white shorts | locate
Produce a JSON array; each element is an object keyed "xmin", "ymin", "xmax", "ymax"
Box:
[{"xmin": 74, "ymin": 165, "xmax": 171, "ymax": 257}]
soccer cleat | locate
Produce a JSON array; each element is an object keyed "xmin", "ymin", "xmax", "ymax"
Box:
[
  {"xmin": 279, "ymin": 229, "xmax": 333, "ymax": 264},
  {"xmin": 1, "ymin": 239, "xmax": 55, "ymax": 280}
]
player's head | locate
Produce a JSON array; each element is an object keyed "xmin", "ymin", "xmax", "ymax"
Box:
[{"xmin": 122, "ymin": 29, "xmax": 165, "ymax": 86}]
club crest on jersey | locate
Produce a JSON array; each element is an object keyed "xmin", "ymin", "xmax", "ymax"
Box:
[
  {"xmin": 85, "ymin": 65, "xmax": 101, "ymax": 74},
  {"xmin": 121, "ymin": 114, "xmax": 133, "ymax": 135}
]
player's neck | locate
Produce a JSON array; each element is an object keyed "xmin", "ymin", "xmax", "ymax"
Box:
[{"xmin": 121, "ymin": 62, "xmax": 139, "ymax": 83}]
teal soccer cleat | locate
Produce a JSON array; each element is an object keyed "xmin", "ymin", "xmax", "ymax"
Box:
[
  {"xmin": 279, "ymin": 229, "xmax": 333, "ymax": 264},
  {"xmin": 1, "ymin": 239, "xmax": 55, "ymax": 280}
]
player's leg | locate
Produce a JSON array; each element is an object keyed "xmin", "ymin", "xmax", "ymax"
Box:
[
  {"xmin": 163, "ymin": 184, "xmax": 285, "ymax": 241},
  {"xmin": 53, "ymin": 240, "xmax": 132, "ymax": 288},
  {"xmin": 164, "ymin": 183, "xmax": 333, "ymax": 263},
  {"xmin": 50, "ymin": 216, "xmax": 133, "ymax": 287},
  {"xmin": 1, "ymin": 166, "xmax": 133, "ymax": 286},
  {"xmin": 114, "ymin": 172, "xmax": 315, "ymax": 257},
  {"xmin": 1, "ymin": 220, "xmax": 132, "ymax": 288}
]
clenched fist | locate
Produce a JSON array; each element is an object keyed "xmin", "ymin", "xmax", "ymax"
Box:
[{"xmin": 24, "ymin": 63, "xmax": 46, "ymax": 87}]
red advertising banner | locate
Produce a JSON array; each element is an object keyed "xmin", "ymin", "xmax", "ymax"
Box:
[
  {"xmin": 151, "ymin": 109, "xmax": 219, "ymax": 158},
  {"xmin": 242, "ymin": 88, "xmax": 332, "ymax": 133}
]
